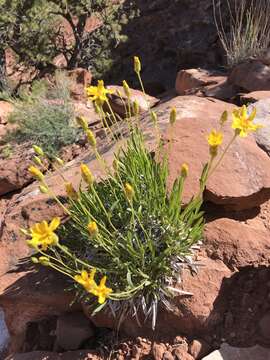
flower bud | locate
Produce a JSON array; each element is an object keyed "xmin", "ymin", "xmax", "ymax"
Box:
[
  {"xmin": 39, "ymin": 185, "xmax": 48, "ymax": 194},
  {"xmin": 31, "ymin": 257, "xmax": 39, "ymax": 264},
  {"xmin": 124, "ymin": 182, "xmax": 135, "ymax": 201},
  {"xmin": 181, "ymin": 163, "xmax": 189, "ymax": 178},
  {"xmin": 86, "ymin": 130, "xmax": 97, "ymax": 148},
  {"xmin": 55, "ymin": 157, "xmax": 64, "ymax": 166},
  {"xmin": 39, "ymin": 256, "xmax": 50, "ymax": 266},
  {"xmin": 133, "ymin": 100, "xmax": 140, "ymax": 116},
  {"xmin": 33, "ymin": 145, "xmax": 44, "ymax": 157},
  {"xmin": 33, "ymin": 156, "xmax": 42, "ymax": 166},
  {"xmin": 150, "ymin": 111, "xmax": 158, "ymax": 125},
  {"xmin": 65, "ymin": 182, "xmax": 78, "ymax": 200},
  {"xmin": 123, "ymin": 80, "xmax": 131, "ymax": 98},
  {"xmin": 220, "ymin": 110, "xmax": 228, "ymax": 125},
  {"xmin": 134, "ymin": 56, "xmax": 141, "ymax": 74},
  {"xmin": 88, "ymin": 221, "xmax": 98, "ymax": 237},
  {"xmin": 76, "ymin": 116, "xmax": 88, "ymax": 131},
  {"xmin": 170, "ymin": 107, "xmax": 177, "ymax": 125},
  {"xmin": 80, "ymin": 163, "xmax": 94, "ymax": 186},
  {"xmin": 28, "ymin": 165, "xmax": 44, "ymax": 181}
]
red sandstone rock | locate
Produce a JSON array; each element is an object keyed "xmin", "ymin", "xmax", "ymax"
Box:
[
  {"xmin": 0, "ymin": 101, "xmax": 13, "ymax": 125},
  {"xmin": 107, "ymin": 85, "xmax": 159, "ymax": 117},
  {"xmin": 67, "ymin": 68, "xmax": 92, "ymax": 101},
  {"xmin": 204, "ymin": 218, "xmax": 270, "ymax": 270},
  {"xmin": 157, "ymin": 96, "xmax": 270, "ymax": 210},
  {"xmin": 175, "ymin": 69, "xmax": 226, "ymax": 96},
  {"xmin": 240, "ymin": 90, "xmax": 270, "ymax": 104},
  {"xmin": 228, "ymin": 60, "xmax": 270, "ymax": 92}
]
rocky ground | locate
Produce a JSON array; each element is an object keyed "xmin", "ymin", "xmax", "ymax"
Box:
[{"xmin": 1, "ymin": 51, "xmax": 270, "ymax": 359}]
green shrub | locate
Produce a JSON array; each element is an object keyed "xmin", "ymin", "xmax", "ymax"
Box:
[
  {"xmin": 6, "ymin": 73, "xmax": 79, "ymax": 156},
  {"xmin": 213, "ymin": 0, "xmax": 270, "ymax": 67},
  {"xmin": 0, "ymin": 0, "xmax": 136, "ymax": 78}
]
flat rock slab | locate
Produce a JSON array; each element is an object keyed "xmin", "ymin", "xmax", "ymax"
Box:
[{"xmin": 202, "ymin": 343, "xmax": 270, "ymax": 360}]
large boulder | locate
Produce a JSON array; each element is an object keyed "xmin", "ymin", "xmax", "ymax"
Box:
[
  {"xmin": 228, "ymin": 60, "xmax": 270, "ymax": 92},
  {"xmin": 151, "ymin": 95, "xmax": 270, "ymax": 210},
  {"xmin": 175, "ymin": 69, "xmax": 226, "ymax": 96},
  {"xmin": 204, "ymin": 217, "xmax": 270, "ymax": 270}
]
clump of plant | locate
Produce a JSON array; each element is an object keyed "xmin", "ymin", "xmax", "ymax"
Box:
[
  {"xmin": 213, "ymin": 0, "xmax": 270, "ymax": 67},
  {"xmin": 21, "ymin": 57, "xmax": 261, "ymax": 328},
  {"xmin": 5, "ymin": 72, "xmax": 78, "ymax": 157}
]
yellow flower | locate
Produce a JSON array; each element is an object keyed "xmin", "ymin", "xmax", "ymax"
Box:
[
  {"xmin": 80, "ymin": 164, "xmax": 94, "ymax": 186},
  {"xmin": 28, "ymin": 165, "xmax": 44, "ymax": 181},
  {"xmin": 86, "ymin": 80, "xmax": 113, "ymax": 105},
  {"xmin": 232, "ymin": 105, "xmax": 261, "ymax": 137},
  {"xmin": 207, "ymin": 129, "xmax": 223, "ymax": 147},
  {"xmin": 207, "ymin": 129, "xmax": 223, "ymax": 157},
  {"xmin": 93, "ymin": 276, "xmax": 113, "ymax": 304},
  {"xmin": 74, "ymin": 269, "xmax": 97, "ymax": 293},
  {"xmin": 65, "ymin": 182, "xmax": 78, "ymax": 200},
  {"xmin": 181, "ymin": 163, "xmax": 189, "ymax": 178},
  {"xmin": 88, "ymin": 221, "xmax": 98, "ymax": 237},
  {"xmin": 27, "ymin": 217, "xmax": 60, "ymax": 251},
  {"xmin": 124, "ymin": 183, "xmax": 135, "ymax": 201},
  {"xmin": 170, "ymin": 107, "xmax": 177, "ymax": 125},
  {"xmin": 85, "ymin": 129, "xmax": 97, "ymax": 148},
  {"xmin": 134, "ymin": 56, "xmax": 141, "ymax": 74}
]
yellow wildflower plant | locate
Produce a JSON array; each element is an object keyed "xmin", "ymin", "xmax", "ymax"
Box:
[
  {"xmin": 93, "ymin": 276, "xmax": 113, "ymax": 304},
  {"xmin": 26, "ymin": 217, "xmax": 60, "ymax": 251},
  {"xmin": 232, "ymin": 105, "xmax": 261, "ymax": 137},
  {"xmin": 28, "ymin": 165, "xmax": 44, "ymax": 181},
  {"xmin": 86, "ymin": 80, "xmax": 114, "ymax": 105},
  {"xmin": 80, "ymin": 164, "xmax": 94, "ymax": 186}
]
